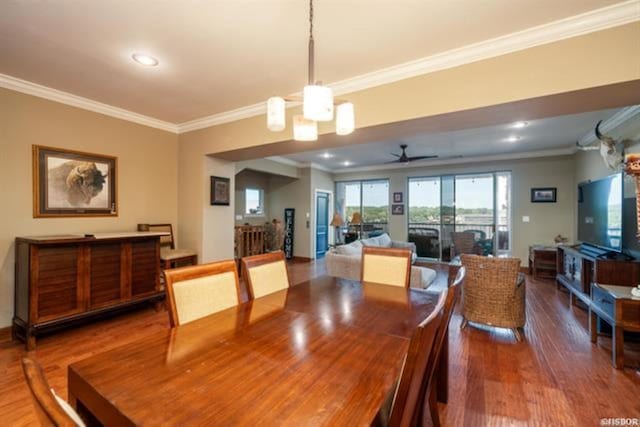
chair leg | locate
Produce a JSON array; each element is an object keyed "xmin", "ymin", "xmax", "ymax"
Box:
[
  {"xmin": 460, "ymin": 318, "xmax": 468, "ymax": 330},
  {"xmin": 512, "ymin": 328, "xmax": 523, "ymax": 342},
  {"xmin": 428, "ymin": 387, "xmax": 441, "ymax": 427}
]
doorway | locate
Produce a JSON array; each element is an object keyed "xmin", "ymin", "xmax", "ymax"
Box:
[{"xmin": 315, "ymin": 191, "xmax": 330, "ymax": 258}]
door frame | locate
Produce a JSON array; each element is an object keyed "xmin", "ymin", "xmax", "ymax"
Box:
[{"xmin": 313, "ymin": 189, "xmax": 333, "ymax": 260}]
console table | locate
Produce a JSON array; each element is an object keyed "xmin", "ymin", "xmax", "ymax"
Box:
[
  {"xmin": 13, "ymin": 232, "xmax": 167, "ymax": 349},
  {"xmin": 528, "ymin": 245, "xmax": 557, "ymax": 280},
  {"xmin": 590, "ymin": 283, "xmax": 640, "ymax": 369}
]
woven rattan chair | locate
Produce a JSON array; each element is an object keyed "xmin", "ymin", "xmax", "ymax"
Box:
[
  {"xmin": 460, "ymin": 254, "xmax": 525, "ymax": 342},
  {"xmin": 449, "ymin": 232, "xmax": 483, "ymax": 259}
]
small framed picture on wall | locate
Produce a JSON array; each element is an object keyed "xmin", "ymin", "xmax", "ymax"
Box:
[
  {"xmin": 392, "ymin": 204, "xmax": 404, "ymax": 215},
  {"xmin": 531, "ymin": 187, "xmax": 557, "ymax": 203},
  {"xmin": 210, "ymin": 176, "xmax": 231, "ymax": 206},
  {"xmin": 393, "ymin": 192, "xmax": 403, "ymax": 203}
]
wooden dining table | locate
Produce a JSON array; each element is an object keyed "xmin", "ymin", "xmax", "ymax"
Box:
[{"xmin": 68, "ymin": 276, "xmax": 446, "ymax": 426}]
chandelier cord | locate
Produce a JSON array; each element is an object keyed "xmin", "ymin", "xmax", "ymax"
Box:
[{"xmin": 308, "ymin": 0, "xmax": 315, "ymax": 85}]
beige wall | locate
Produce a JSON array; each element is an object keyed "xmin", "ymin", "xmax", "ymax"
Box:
[
  {"xmin": 0, "ymin": 88, "xmax": 178, "ymax": 328},
  {"xmin": 335, "ymin": 155, "xmax": 577, "ymax": 262},
  {"xmin": 269, "ymin": 169, "xmax": 311, "ymax": 258}
]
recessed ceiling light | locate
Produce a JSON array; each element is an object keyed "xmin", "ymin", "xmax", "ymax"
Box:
[
  {"xmin": 321, "ymin": 152, "xmax": 333, "ymax": 159},
  {"xmin": 343, "ymin": 161, "xmax": 351, "ymax": 166},
  {"xmin": 506, "ymin": 136, "xmax": 521, "ymax": 143},
  {"xmin": 512, "ymin": 121, "xmax": 528, "ymax": 129},
  {"xmin": 131, "ymin": 53, "xmax": 159, "ymax": 67}
]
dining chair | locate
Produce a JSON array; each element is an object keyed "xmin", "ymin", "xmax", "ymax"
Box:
[
  {"xmin": 384, "ymin": 289, "xmax": 448, "ymax": 427},
  {"xmin": 164, "ymin": 260, "xmax": 241, "ymax": 327},
  {"xmin": 361, "ymin": 246, "xmax": 412, "ymax": 288},
  {"xmin": 416, "ymin": 266, "xmax": 466, "ymax": 427},
  {"xmin": 241, "ymin": 251, "xmax": 291, "ymax": 299},
  {"xmin": 138, "ymin": 223, "xmax": 198, "ymax": 269},
  {"xmin": 21, "ymin": 357, "xmax": 85, "ymax": 427}
]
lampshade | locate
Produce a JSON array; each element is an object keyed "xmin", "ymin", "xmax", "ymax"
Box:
[
  {"xmin": 335, "ymin": 102, "xmax": 354, "ymax": 135},
  {"xmin": 303, "ymin": 85, "xmax": 334, "ymax": 122},
  {"xmin": 330, "ymin": 212, "xmax": 344, "ymax": 227},
  {"xmin": 267, "ymin": 97, "xmax": 286, "ymax": 131},
  {"xmin": 293, "ymin": 115, "xmax": 317, "ymax": 141},
  {"xmin": 350, "ymin": 212, "xmax": 362, "ymax": 224}
]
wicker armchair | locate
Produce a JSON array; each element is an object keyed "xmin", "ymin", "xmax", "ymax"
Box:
[
  {"xmin": 449, "ymin": 232, "xmax": 483, "ymax": 259},
  {"xmin": 460, "ymin": 254, "xmax": 526, "ymax": 341}
]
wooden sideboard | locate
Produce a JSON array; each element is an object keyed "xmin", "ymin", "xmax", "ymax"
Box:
[
  {"xmin": 556, "ymin": 245, "xmax": 640, "ymax": 307},
  {"xmin": 13, "ymin": 232, "xmax": 167, "ymax": 349}
]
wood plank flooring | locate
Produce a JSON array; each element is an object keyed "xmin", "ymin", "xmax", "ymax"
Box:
[{"xmin": 1, "ymin": 260, "xmax": 639, "ymax": 426}]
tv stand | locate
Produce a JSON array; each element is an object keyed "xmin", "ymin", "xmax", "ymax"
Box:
[{"xmin": 556, "ymin": 245, "xmax": 640, "ymax": 308}]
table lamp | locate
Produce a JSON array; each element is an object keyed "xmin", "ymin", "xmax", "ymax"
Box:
[
  {"xmin": 350, "ymin": 212, "xmax": 362, "ymax": 239},
  {"xmin": 330, "ymin": 212, "xmax": 344, "ymax": 244}
]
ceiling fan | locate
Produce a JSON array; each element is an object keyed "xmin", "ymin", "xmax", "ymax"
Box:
[{"xmin": 386, "ymin": 144, "xmax": 438, "ymax": 164}]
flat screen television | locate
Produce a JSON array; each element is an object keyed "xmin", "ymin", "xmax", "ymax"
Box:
[{"xmin": 577, "ymin": 173, "xmax": 623, "ymax": 252}]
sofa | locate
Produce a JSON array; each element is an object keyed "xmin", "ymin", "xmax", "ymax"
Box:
[{"xmin": 326, "ymin": 233, "xmax": 437, "ymax": 289}]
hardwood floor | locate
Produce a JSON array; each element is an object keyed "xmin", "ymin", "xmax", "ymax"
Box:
[{"xmin": 1, "ymin": 259, "xmax": 639, "ymax": 426}]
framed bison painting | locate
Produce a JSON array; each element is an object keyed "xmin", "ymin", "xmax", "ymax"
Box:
[{"xmin": 33, "ymin": 145, "xmax": 117, "ymax": 217}]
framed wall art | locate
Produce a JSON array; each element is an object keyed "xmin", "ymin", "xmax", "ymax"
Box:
[
  {"xmin": 392, "ymin": 204, "xmax": 404, "ymax": 215},
  {"xmin": 531, "ymin": 187, "xmax": 557, "ymax": 203},
  {"xmin": 393, "ymin": 192, "xmax": 403, "ymax": 203},
  {"xmin": 33, "ymin": 145, "xmax": 117, "ymax": 217},
  {"xmin": 210, "ymin": 176, "xmax": 231, "ymax": 206}
]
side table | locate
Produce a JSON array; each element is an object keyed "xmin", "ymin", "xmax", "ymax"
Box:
[
  {"xmin": 528, "ymin": 245, "xmax": 557, "ymax": 280},
  {"xmin": 590, "ymin": 283, "xmax": 640, "ymax": 369}
]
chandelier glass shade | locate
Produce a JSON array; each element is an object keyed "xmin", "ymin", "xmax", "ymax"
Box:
[
  {"xmin": 265, "ymin": 0, "xmax": 354, "ymax": 141},
  {"xmin": 293, "ymin": 115, "xmax": 318, "ymax": 141}
]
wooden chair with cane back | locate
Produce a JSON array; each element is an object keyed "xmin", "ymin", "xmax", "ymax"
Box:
[
  {"xmin": 241, "ymin": 251, "xmax": 291, "ymax": 300},
  {"xmin": 138, "ymin": 223, "xmax": 198, "ymax": 269},
  {"xmin": 21, "ymin": 357, "xmax": 85, "ymax": 427},
  {"xmin": 361, "ymin": 246, "xmax": 412, "ymax": 288},
  {"xmin": 163, "ymin": 260, "xmax": 242, "ymax": 327}
]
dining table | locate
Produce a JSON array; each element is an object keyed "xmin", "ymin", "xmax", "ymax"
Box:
[{"xmin": 68, "ymin": 275, "xmax": 446, "ymax": 426}]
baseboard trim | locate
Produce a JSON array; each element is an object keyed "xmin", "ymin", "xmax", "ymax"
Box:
[{"xmin": 0, "ymin": 326, "xmax": 12, "ymax": 344}]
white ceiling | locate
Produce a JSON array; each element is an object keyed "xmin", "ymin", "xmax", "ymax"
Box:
[
  {"xmin": 277, "ymin": 108, "xmax": 625, "ymax": 171},
  {"xmin": 0, "ymin": 0, "xmax": 624, "ymax": 123}
]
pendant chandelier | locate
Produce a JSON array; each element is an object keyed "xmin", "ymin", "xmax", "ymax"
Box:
[{"xmin": 266, "ymin": 0, "xmax": 355, "ymax": 141}]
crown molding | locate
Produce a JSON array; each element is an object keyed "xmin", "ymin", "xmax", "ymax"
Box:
[
  {"xmin": 266, "ymin": 156, "xmax": 304, "ymax": 167},
  {"xmin": 0, "ymin": 73, "xmax": 179, "ymax": 133},
  {"xmin": 330, "ymin": 147, "xmax": 576, "ymax": 174},
  {"xmin": 177, "ymin": 0, "xmax": 640, "ymax": 133},
  {"xmin": 577, "ymin": 105, "xmax": 640, "ymax": 145}
]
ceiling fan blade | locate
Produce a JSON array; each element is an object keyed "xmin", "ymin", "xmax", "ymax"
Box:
[
  {"xmin": 390, "ymin": 153, "xmax": 401, "ymax": 158},
  {"xmin": 384, "ymin": 159, "xmax": 402, "ymax": 164},
  {"xmin": 407, "ymin": 155, "xmax": 438, "ymax": 161}
]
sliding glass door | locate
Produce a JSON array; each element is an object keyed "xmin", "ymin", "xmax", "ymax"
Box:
[
  {"xmin": 408, "ymin": 172, "xmax": 511, "ymax": 261},
  {"xmin": 336, "ymin": 179, "xmax": 389, "ymax": 241}
]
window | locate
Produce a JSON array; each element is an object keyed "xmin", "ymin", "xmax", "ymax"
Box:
[
  {"xmin": 336, "ymin": 179, "xmax": 389, "ymax": 236},
  {"xmin": 245, "ymin": 188, "xmax": 264, "ymax": 215}
]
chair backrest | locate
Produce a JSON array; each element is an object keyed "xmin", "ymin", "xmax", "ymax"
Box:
[
  {"xmin": 164, "ymin": 260, "xmax": 241, "ymax": 327},
  {"xmin": 138, "ymin": 223, "xmax": 175, "ymax": 249},
  {"xmin": 450, "ymin": 232, "xmax": 478, "ymax": 256},
  {"xmin": 388, "ymin": 289, "xmax": 448, "ymax": 427},
  {"xmin": 21, "ymin": 357, "xmax": 84, "ymax": 427},
  {"xmin": 242, "ymin": 251, "xmax": 291, "ymax": 299},
  {"xmin": 460, "ymin": 254, "xmax": 521, "ymax": 302},
  {"xmin": 361, "ymin": 246, "xmax": 412, "ymax": 288}
]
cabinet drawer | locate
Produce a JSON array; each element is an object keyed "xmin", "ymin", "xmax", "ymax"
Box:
[{"xmin": 592, "ymin": 286, "xmax": 615, "ymax": 319}]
